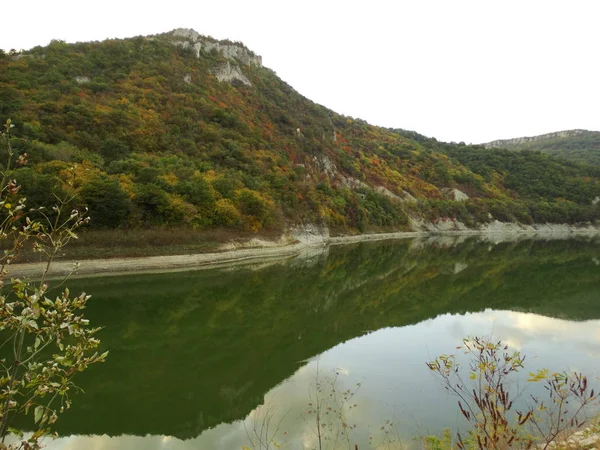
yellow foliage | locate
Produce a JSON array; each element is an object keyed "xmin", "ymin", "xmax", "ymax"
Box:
[
  {"xmin": 166, "ymin": 194, "xmax": 197, "ymax": 225},
  {"xmin": 528, "ymin": 368, "xmax": 550, "ymax": 382},
  {"xmin": 116, "ymin": 174, "xmax": 136, "ymax": 198},
  {"xmin": 36, "ymin": 160, "xmax": 71, "ymax": 175},
  {"xmin": 202, "ymin": 170, "xmax": 219, "ymax": 182},
  {"xmin": 245, "ymin": 216, "xmax": 262, "ymax": 232},
  {"xmin": 214, "ymin": 199, "xmax": 241, "ymax": 226},
  {"xmin": 58, "ymin": 161, "xmax": 101, "ymax": 190},
  {"xmin": 159, "ymin": 172, "xmax": 179, "ymax": 187}
]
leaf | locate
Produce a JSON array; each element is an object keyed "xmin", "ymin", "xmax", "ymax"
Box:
[
  {"xmin": 34, "ymin": 406, "xmax": 43, "ymax": 424},
  {"xmin": 8, "ymin": 427, "xmax": 23, "ymax": 438}
]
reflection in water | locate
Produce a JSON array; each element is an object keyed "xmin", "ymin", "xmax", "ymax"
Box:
[
  {"xmin": 9, "ymin": 236, "xmax": 598, "ymax": 448},
  {"xmin": 43, "ymin": 309, "xmax": 600, "ymax": 449}
]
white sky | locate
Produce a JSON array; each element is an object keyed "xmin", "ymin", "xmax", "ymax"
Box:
[{"xmin": 2, "ymin": 0, "xmax": 599, "ymax": 144}]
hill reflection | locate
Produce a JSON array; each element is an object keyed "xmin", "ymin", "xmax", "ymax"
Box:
[{"xmin": 41, "ymin": 237, "xmax": 600, "ymax": 441}]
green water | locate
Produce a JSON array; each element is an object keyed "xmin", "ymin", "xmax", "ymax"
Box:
[{"xmin": 28, "ymin": 237, "xmax": 600, "ymax": 448}]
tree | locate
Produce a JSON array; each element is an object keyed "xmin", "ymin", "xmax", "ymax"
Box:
[
  {"xmin": 132, "ymin": 183, "xmax": 171, "ymax": 226},
  {"xmin": 79, "ymin": 175, "xmax": 131, "ymax": 228},
  {"xmin": 0, "ymin": 119, "xmax": 106, "ymax": 449}
]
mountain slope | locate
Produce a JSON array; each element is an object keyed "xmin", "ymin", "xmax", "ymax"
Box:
[
  {"xmin": 1, "ymin": 29, "xmax": 599, "ymax": 234},
  {"xmin": 483, "ymin": 130, "xmax": 600, "ymax": 166}
]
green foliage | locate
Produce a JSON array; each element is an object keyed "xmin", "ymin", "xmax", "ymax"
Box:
[
  {"xmin": 423, "ymin": 429, "xmax": 454, "ymax": 450},
  {"xmin": 79, "ymin": 175, "xmax": 131, "ymax": 228},
  {"xmin": 443, "ymin": 147, "xmax": 600, "ymax": 205},
  {"xmin": 176, "ymin": 175, "xmax": 215, "ymax": 208},
  {"xmin": 11, "ymin": 168, "xmax": 64, "ymax": 214},
  {"xmin": 487, "ymin": 131, "xmax": 600, "ymax": 167},
  {"xmin": 0, "ymin": 120, "xmax": 106, "ymax": 449},
  {"xmin": 132, "ymin": 183, "xmax": 171, "ymax": 226},
  {"xmin": 3, "ymin": 32, "xmax": 600, "ymax": 233}
]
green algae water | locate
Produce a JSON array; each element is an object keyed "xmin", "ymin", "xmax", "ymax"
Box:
[{"xmin": 33, "ymin": 236, "xmax": 600, "ymax": 449}]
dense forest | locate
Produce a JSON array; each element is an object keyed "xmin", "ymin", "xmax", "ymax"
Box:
[{"xmin": 1, "ymin": 29, "xmax": 599, "ymax": 235}]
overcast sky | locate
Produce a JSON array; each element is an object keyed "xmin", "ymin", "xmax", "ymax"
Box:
[{"xmin": 2, "ymin": 0, "xmax": 598, "ymax": 144}]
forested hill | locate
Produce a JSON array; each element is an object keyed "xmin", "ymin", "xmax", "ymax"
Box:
[
  {"xmin": 483, "ymin": 130, "xmax": 600, "ymax": 167},
  {"xmin": 1, "ymin": 29, "xmax": 599, "ymax": 234}
]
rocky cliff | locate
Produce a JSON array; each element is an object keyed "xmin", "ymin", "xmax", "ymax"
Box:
[{"xmin": 168, "ymin": 28, "xmax": 262, "ymax": 67}]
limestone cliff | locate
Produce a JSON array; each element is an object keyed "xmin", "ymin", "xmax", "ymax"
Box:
[
  {"xmin": 169, "ymin": 28, "xmax": 262, "ymax": 67},
  {"xmin": 211, "ymin": 61, "xmax": 252, "ymax": 86}
]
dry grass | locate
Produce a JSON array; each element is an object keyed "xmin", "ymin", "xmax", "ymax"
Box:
[{"xmin": 5, "ymin": 226, "xmax": 286, "ymax": 262}]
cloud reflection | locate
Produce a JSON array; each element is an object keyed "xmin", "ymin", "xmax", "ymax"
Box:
[{"xmin": 43, "ymin": 310, "xmax": 600, "ymax": 449}]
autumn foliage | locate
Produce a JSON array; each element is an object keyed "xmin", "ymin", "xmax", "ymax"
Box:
[{"xmin": 1, "ymin": 32, "xmax": 599, "ymax": 233}]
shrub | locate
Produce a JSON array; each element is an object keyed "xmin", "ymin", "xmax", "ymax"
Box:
[
  {"xmin": 427, "ymin": 336, "xmax": 598, "ymax": 450},
  {"xmin": 0, "ymin": 120, "xmax": 106, "ymax": 449}
]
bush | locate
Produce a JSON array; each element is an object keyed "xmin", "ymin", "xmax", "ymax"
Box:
[
  {"xmin": 79, "ymin": 175, "xmax": 131, "ymax": 228},
  {"xmin": 427, "ymin": 336, "xmax": 598, "ymax": 449}
]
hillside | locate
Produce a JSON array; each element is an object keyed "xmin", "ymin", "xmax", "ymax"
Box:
[
  {"xmin": 483, "ymin": 130, "xmax": 600, "ymax": 166},
  {"xmin": 1, "ymin": 29, "xmax": 600, "ymax": 237}
]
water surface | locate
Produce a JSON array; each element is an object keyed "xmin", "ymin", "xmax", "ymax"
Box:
[{"xmin": 33, "ymin": 237, "xmax": 600, "ymax": 448}]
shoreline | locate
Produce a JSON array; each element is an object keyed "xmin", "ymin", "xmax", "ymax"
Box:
[{"xmin": 9, "ymin": 222, "xmax": 600, "ymax": 278}]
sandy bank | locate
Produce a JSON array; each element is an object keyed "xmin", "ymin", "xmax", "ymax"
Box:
[{"xmin": 9, "ymin": 221, "xmax": 600, "ymax": 278}]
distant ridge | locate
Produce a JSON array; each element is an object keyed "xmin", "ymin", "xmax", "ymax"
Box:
[
  {"xmin": 483, "ymin": 130, "xmax": 590, "ymax": 149},
  {"xmin": 482, "ymin": 130, "xmax": 600, "ymax": 166}
]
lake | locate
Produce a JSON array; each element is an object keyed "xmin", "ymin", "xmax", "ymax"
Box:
[{"xmin": 35, "ymin": 236, "xmax": 600, "ymax": 449}]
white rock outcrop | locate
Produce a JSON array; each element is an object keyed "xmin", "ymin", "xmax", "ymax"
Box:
[
  {"xmin": 442, "ymin": 187, "xmax": 469, "ymax": 201},
  {"xmin": 170, "ymin": 28, "xmax": 261, "ymax": 87},
  {"xmin": 313, "ymin": 156, "xmax": 339, "ymax": 178},
  {"xmin": 453, "ymin": 262, "xmax": 468, "ymax": 274},
  {"xmin": 375, "ymin": 186, "xmax": 401, "ymax": 200},
  {"xmin": 211, "ymin": 62, "xmax": 252, "ymax": 86},
  {"xmin": 340, "ymin": 176, "xmax": 369, "ymax": 190},
  {"xmin": 290, "ymin": 224, "xmax": 330, "ymax": 246},
  {"xmin": 170, "ymin": 28, "xmax": 262, "ymax": 67},
  {"xmin": 203, "ymin": 41, "xmax": 262, "ymax": 67},
  {"xmin": 402, "ymin": 190, "xmax": 417, "ymax": 203},
  {"xmin": 172, "ymin": 28, "xmax": 201, "ymax": 41}
]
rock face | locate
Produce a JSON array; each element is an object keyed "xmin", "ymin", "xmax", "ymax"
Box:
[
  {"xmin": 170, "ymin": 28, "xmax": 262, "ymax": 67},
  {"xmin": 203, "ymin": 41, "xmax": 262, "ymax": 67},
  {"xmin": 168, "ymin": 28, "xmax": 261, "ymax": 87},
  {"xmin": 483, "ymin": 130, "xmax": 587, "ymax": 149},
  {"xmin": 442, "ymin": 187, "xmax": 469, "ymax": 201},
  {"xmin": 211, "ymin": 62, "xmax": 252, "ymax": 86},
  {"xmin": 289, "ymin": 224, "xmax": 330, "ymax": 246}
]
